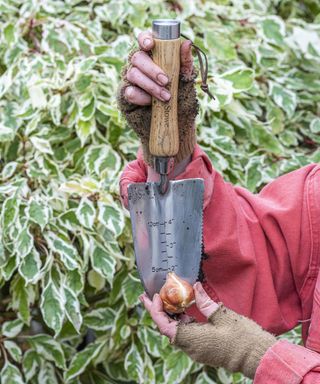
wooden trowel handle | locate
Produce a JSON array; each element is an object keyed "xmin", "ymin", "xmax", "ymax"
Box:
[{"xmin": 149, "ymin": 37, "xmax": 181, "ymax": 157}]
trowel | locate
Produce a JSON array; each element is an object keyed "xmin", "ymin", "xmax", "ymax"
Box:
[{"xmin": 128, "ymin": 19, "xmax": 204, "ymax": 300}]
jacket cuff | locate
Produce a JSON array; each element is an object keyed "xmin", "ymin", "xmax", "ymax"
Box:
[
  {"xmin": 137, "ymin": 144, "xmax": 214, "ymax": 209},
  {"xmin": 254, "ymin": 340, "xmax": 320, "ymax": 383}
]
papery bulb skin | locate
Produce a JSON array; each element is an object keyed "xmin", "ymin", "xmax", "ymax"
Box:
[{"xmin": 159, "ymin": 272, "xmax": 195, "ymax": 314}]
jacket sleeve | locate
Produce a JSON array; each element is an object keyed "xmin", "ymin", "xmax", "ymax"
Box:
[
  {"xmin": 254, "ymin": 340, "xmax": 320, "ymax": 383},
  {"xmin": 119, "ymin": 148, "xmax": 148, "ymax": 209},
  {"xmin": 120, "ymin": 146, "xmax": 320, "ymax": 381},
  {"xmin": 180, "ymin": 146, "xmax": 320, "ymax": 337},
  {"xmin": 120, "ymin": 145, "xmax": 320, "ymax": 332}
]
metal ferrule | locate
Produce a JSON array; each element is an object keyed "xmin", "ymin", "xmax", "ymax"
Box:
[
  {"xmin": 154, "ymin": 157, "xmax": 174, "ymax": 194},
  {"xmin": 152, "ymin": 19, "xmax": 180, "ymax": 40}
]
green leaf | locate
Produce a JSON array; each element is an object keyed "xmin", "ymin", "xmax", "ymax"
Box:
[
  {"xmin": 2, "ymin": 318, "xmax": 24, "ymax": 337},
  {"xmin": 4, "ymin": 23, "xmax": 16, "ymax": 44},
  {"xmin": 76, "ymin": 197, "xmax": 96, "ymax": 229},
  {"xmin": 143, "ymin": 352, "xmax": 156, "ymax": 384},
  {"xmin": 16, "ymin": 226, "xmax": 34, "ymax": 258},
  {"xmin": 66, "ymin": 269, "xmax": 84, "ymax": 294},
  {"xmin": 121, "ymin": 273, "xmax": 144, "ymax": 308},
  {"xmin": 120, "ymin": 324, "xmax": 131, "ymax": 339},
  {"xmin": 310, "ymin": 118, "xmax": 320, "ymax": 133},
  {"xmin": 37, "ymin": 361, "xmax": 59, "ymax": 384},
  {"xmin": 19, "ymin": 249, "xmax": 42, "ymax": 283},
  {"xmin": 98, "ymin": 202, "xmax": 124, "ymax": 237},
  {"xmin": 10, "ymin": 275, "xmax": 35, "ymax": 324},
  {"xmin": 2, "ymin": 161, "xmax": 18, "ymax": 179},
  {"xmin": 28, "ymin": 334, "xmax": 66, "ymax": 370},
  {"xmin": 76, "ymin": 118, "xmax": 96, "ymax": 146},
  {"xmin": 0, "ymin": 238, "xmax": 8, "ymax": 267},
  {"xmin": 84, "ymin": 144, "xmax": 121, "ymax": 178},
  {"xmin": 261, "ymin": 16, "xmax": 286, "ymax": 45},
  {"xmin": 0, "ymin": 362, "xmax": 24, "ymax": 384},
  {"xmin": 267, "ymin": 100, "xmax": 285, "ymax": 134},
  {"xmin": 90, "ymin": 242, "xmax": 116, "ymax": 285},
  {"xmin": 4, "ymin": 340, "xmax": 22, "ymax": 362},
  {"xmin": 205, "ymin": 31, "xmax": 237, "ymax": 60},
  {"xmin": 40, "ymin": 280, "xmax": 65, "ymax": 335},
  {"xmin": 124, "ymin": 342, "xmax": 144, "ymax": 383},
  {"xmin": 27, "ymin": 199, "xmax": 49, "ymax": 230},
  {"xmin": 64, "ymin": 285, "xmax": 82, "ymax": 333},
  {"xmin": 0, "ymin": 123, "xmax": 16, "ymax": 142},
  {"xmin": 23, "ymin": 350, "xmax": 40, "ymax": 382},
  {"xmin": 79, "ymin": 98, "xmax": 96, "ymax": 121},
  {"xmin": 195, "ymin": 371, "xmax": 218, "ymax": 384},
  {"xmin": 249, "ymin": 122, "xmax": 283, "ymax": 155},
  {"xmin": 221, "ymin": 67, "xmax": 255, "ymax": 92},
  {"xmin": 1, "ymin": 195, "xmax": 19, "ymax": 231},
  {"xmin": 138, "ymin": 327, "xmax": 161, "ymax": 358},
  {"xmin": 75, "ymin": 74, "xmax": 92, "ymax": 92},
  {"xmin": 84, "ymin": 307, "xmax": 115, "ymax": 331},
  {"xmin": 65, "ymin": 342, "xmax": 105, "ymax": 382},
  {"xmin": 87, "ymin": 269, "xmax": 106, "ymax": 291},
  {"xmin": 30, "ymin": 137, "xmax": 53, "ymax": 155},
  {"xmin": 2, "ymin": 255, "xmax": 19, "ymax": 281},
  {"xmin": 269, "ymin": 81, "xmax": 297, "ymax": 118},
  {"xmin": 163, "ymin": 349, "xmax": 193, "ymax": 383},
  {"xmin": 45, "ymin": 232, "xmax": 80, "ymax": 270}
]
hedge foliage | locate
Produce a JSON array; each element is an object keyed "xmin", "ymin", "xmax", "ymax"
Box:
[{"xmin": 0, "ymin": 0, "xmax": 319, "ymax": 383}]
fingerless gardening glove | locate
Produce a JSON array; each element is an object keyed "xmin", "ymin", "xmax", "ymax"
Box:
[
  {"xmin": 171, "ymin": 304, "xmax": 277, "ymax": 379},
  {"xmin": 117, "ymin": 49, "xmax": 199, "ymax": 166}
]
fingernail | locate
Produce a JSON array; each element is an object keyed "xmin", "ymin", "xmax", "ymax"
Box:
[
  {"xmin": 125, "ymin": 86, "xmax": 134, "ymax": 99},
  {"xmin": 143, "ymin": 38, "xmax": 152, "ymax": 48},
  {"xmin": 157, "ymin": 73, "xmax": 169, "ymax": 86},
  {"xmin": 160, "ymin": 89, "xmax": 171, "ymax": 101}
]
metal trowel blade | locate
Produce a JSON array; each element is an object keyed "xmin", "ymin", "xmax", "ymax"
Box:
[{"xmin": 128, "ymin": 179, "xmax": 204, "ymax": 299}]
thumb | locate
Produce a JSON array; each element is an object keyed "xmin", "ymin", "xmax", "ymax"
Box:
[
  {"xmin": 180, "ymin": 40, "xmax": 194, "ymax": 79},
  {"xmin": 193, "ymin": 282, "xmax": 219, "ymax": 319}
]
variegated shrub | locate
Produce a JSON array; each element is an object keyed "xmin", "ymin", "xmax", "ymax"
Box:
[{"xmin": 0, "ymin": 0, "xmax": 319, "ymax": 383}]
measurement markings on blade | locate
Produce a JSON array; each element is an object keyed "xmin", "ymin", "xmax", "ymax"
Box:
[{"xmin": 149, "ymin": 219, "xmax": 178, "ymax": 277}]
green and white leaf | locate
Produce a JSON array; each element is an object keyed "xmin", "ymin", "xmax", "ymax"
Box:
[
  {"xmin": 124, "ymin": 342, "xmax": 144, "ymax": 383},
  {"xmin": 40, "ymin": 279, "xmax": 65, "ymax": 335},
  {"xmin": 19, "ymin": 248, "xmax": 42, "ymax": 283},
  {"xmin": 98, "ymin": 201, "xmax": 124, "ymax": 238},
  {"xmin": 75, "ymin": 197, "xmax": 96, "ymax": 229},
  {"xmin": 63, "ymin": 284, "xmax": 82, "ymax": 333},
  {"xmin": 0, "ymin": 362, "xmax": 24, "ymax": 384},
  {"xmin": 37, "ymin": 361, "xmax": 59, "ymax": 384},
  {"xmin": 65, "ymin": 342, "xmax": 105, "ymax": 382},
  {"xmin": 45, "ymin": 232, "xmax": 80, "ymax": 270},
  {"xmin": 26, "ymin": 198, "xmax": 50, "ymax": 230},
  {"xmin": 23, "ymin": 350, "xmax": 40, "ymax": 382},
  {"xmin": 16, "ymin": 226, "xmax": 34, "ymax": 258},
  {"xmin": 28, "ymin": 334, "xmax": 66, "ymax": 370},
  {"xmin": 269, "ymin": 81, "xmax": 297, "ymax": 118},
  {"xmin": 2, "ymin": 318, "xmax": 24, "ymax": 337},
  {"xmin": 10, "ymin": 275, "xmax": 35, "ymax": 324},
  {"xmin": 121, "ymin": 273, "xmax": 144, "ymax": 308},
  {"xmin": 4, "ymin": 340, "xmax": 22, "ymax": 362},
  {"xmin": 83, "ymin": 307, "xmax": 115, "ymax": 331},
  {"xmin": 90, "ymin": 241, "xmax": 116, "ymax": 286}
]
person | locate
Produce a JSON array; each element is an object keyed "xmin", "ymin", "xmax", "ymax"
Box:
[{"xmin": 117, "ymin": 31, "xmax": 320, "ymax": 382}]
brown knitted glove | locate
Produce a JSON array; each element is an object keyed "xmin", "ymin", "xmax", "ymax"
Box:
[
  {"xmin": 171, "ymin": 304, "xmax": 277, "ymax": 379},
  {"xmin": 117, "ymin": 48, "xmax": 199, "ymax": 166}
]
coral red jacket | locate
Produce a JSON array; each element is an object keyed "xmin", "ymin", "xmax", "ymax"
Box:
[{"xmin": 120, "ymin": 145, "xmax": 320, "ymax": 383}]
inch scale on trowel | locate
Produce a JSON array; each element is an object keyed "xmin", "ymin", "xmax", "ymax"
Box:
[{"xmin": 159, "ymin": 219, "xmax": 177, "ymax": 281}]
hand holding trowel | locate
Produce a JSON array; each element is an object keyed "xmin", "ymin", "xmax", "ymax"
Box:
[{"xmin": 127, "ymin": 20, "xmax": 205, "ymax": 314}]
